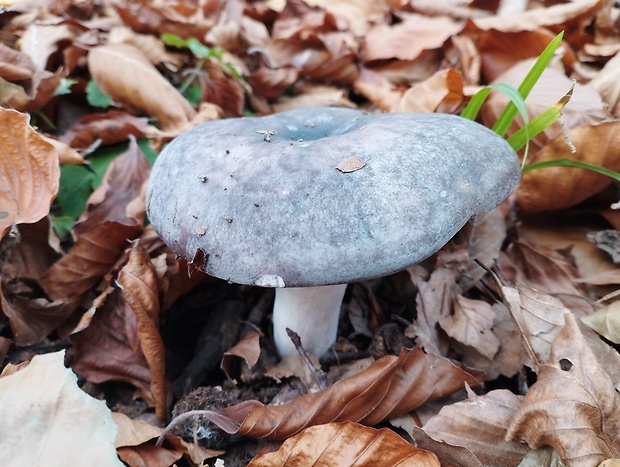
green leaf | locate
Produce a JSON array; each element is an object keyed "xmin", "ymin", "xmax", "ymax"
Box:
[
  {"xmin": 522, "ymin": 159, "xmax": 620, "ymax": 182},
  {"xmin": 161, "ymin": 32, "xmax": 188, "ymax": 48},
  {"xmin": 185, "ymin": 84, "xmax": 203, "ymax": 107},
  {"xmin": 51, "ymin": 215, "xmax": 76, "ymax": 238},
  {"xmin": 186, "ymin": 38, "xmax": 213, "ymax": 58},
  {"xmin": 54, "ymin": 78, "xmax": 77, "ymax": 96},
  {"xmin": 460, "ymin": 88, "xmax": 492, "ymax": 121},
  {"xmin": 138, "ymin": 138, "xmax": 158, "ymax": 166},
  {"xmin": 56, "ymin": 165, "xmax": 96, "ymax": 220},
  {"xmin": 86, "ymin": 80, "xmax": 112, "ymax": 108}
]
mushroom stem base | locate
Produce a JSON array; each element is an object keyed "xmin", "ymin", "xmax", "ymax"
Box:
[{"xmin": 272, "ymin": 284, "xmax": 347, "ymax": 359}]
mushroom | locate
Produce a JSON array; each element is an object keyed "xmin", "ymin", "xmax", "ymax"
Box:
[{"xmin": 146, "ymin": 107, "xmax": 520, "ymax": 359}]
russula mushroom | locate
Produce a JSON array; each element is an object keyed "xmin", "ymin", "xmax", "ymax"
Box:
[{"xmin": 146, "ymin": 107, "xmax": 520, "ymax": 359}]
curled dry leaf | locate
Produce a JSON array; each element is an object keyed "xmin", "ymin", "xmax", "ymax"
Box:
[
  {"xmin": 221, "ymin": 331, "xmax": 262, "ymax": 382},
  {"xmin": 168, "ymin": 347, "xmax": 483, "ymax": 440},
  {"xmin": 0, "ymin": 351, "xmax": 122, "ymax": 466},
  {"xmin": 88, "ymin": 44, "xmax": 196, "ymax": 131},
  {"xmin": 422, "ymin": 390, "xmax": 527, "ymax": 466},
  {"xmin": 60, "ymin": 111, "xmax": 153, "ymax": 149},
  {"xmin": 0, "ymin": 108, "xmax": 59, "ymax": 240},
  {"xmin": 117, "ymin": 242, "xmax": 167, "ymax": 420},
  {"xmin": 249, "ymin": 421, "xmax": 440, "ymax": 467},
  {"xmin": 41, "ymin": 221, "xmax": 141, "ymax": 301},
  {"xmin": 76, "ymin": 135, "xmax": 150, "ymax": 234},
  {"xmin": 395, "ymin": 68, "xmax": 464, "ymax": 113},
  {"xmin": 506, "ymin": 314, "xmax": 620, "ymax": 466}
]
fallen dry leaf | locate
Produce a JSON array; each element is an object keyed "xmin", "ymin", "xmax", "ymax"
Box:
[
  {"xmin": 76, "ymin": 135, "xmax": 150, "ymax": 233},
  {"xmin": 506, "ymin": 314, "xmax": 620, "ymax": 466},
  {"xmin": 439, "ymin": 295, "xmax": 500, "ymax": 361},
  {"xmin": 168, "ymin": 347, "xmax": 482, "ymax": 440},
  {"xmin": 499, "ymin": 280, "xmax": 570, "ymax": 370},
  {"xmin": 59, "ymin": 111, "xmax": 154, "ymax": 149},
  {"xmin": 0, "ymin": 108, "xmax": 59, "ymax": 240},
  {"xmin": 591, "ymin": 52, "xmax": 620, "ymax": 118},
  {"xmin": 221, "ymin": 331, "xmax": 262, "ymax": 382},
  {"xmin": 406, "ymin": 246, "xmax": 467, "ymax": 356},
  {"xmin": 0, "ymin": 351, "xmax": 122, "ymax": 466},
  {"xmin": 582, "ymin": 301, "xmax": 620, "ymax": 344},
  {"xmin": 249, "ymin": 421, "xmax": 440, "ymax": 466},
  {"xmin": 471, "ymin": 0, "xmax": 605, "ymax": 32},
  {"xmin": 422, "ymin": 389, "xmax": 527, "ymax": 466},
  {"xmin": 516, "ymin": 121, "xmax": 620, "ymax": 212},
  {"xmin": 114, "ymin": 412, "xmax": 219, "ymax": 467},
  {"xmin": 395, "ymin": 68, "xmax": 464, "ymax": 113},
  {"xmin": 88, "ymin": 43, "xmax": 196, "ymax": 131},
  {"xmin": 117, "ymin": 242, "xmax": 167, "ymax": 420},
  {"xmin": 361, "ymin": 14, "xmax": 463, "ymax": 62},
  {"xmin": 335, "ymin": 155, "xmax": 366, "ymax": 173}
]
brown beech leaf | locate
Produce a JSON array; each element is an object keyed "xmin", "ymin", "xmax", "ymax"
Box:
[
  {"xmin": 40, "ymin": 134, "xmax": 86, "ymax": 165},
  {"xmin": 59, "ymin": 111, "xmax": 153, "ymax": 149},
  {"xmin": 301, "ymin": 0, "xmax": 390, "ymax": 36},
  {"xmin": 361, "ymin": 14, "xmax": 463, "ymax": 63},
  {"xmin": 406, "ymin": 246, "xmax": 467, "ymax": 356},
  {"xmin": 516, "ymin": 121, "xmax": 620, "ymax": 212},
  {"xmin": 75, "ymin": 136, "xmax": 150, "ymax": 234},
  {"xmin": 499, "ymin": 281, "xmax": 570, "ymax": 370},
  {"xmin": 582, "ymin": 301, "xmax": 620, "ymax": 345},
  {"xmin": 0, "ymin": 280, "xmax": 80, "ymax": 346},
  {"xmin": 499, "ymin": 240, "xmax": 583, "ymax": 299},
  {"xmin": 0, "ymin": 108, "xmax": 59, "ymax": 240},
  {"xmin": 249, "ymin": 421, "xmax": 440, "ymax": 467},
  {"xmin": 169, "ymin": 347, "xmax": 483, "ymax": 439},
  {"xmin": 0, "ymin": 42, "xmax": 36, "ymax": 80},
  {"xmin": 88, "ymin": 44, "xmax": 196, "ymax": 131},
  {"xmin": 272, "ymin": 83, "xmax": 356, "ymax": 112},
  {"xmin": 591, "ymin": 52, "xmax": 620, "ymax": 118},
  {"xmin": 458, "ymin": 209, "xmax": 507, "ymax": 290},
  {"xmin": 221, "ymin": 331, "xmax": 262, "ymax": 382},
  {"xmin": 422, "ymin": 389, "xmax": 527, "ymax": 466},
  {"xmin": 353, "ymin": 66, "xmax": 403, "ymax": 111},
  {"xmin": 0, "ymin": 351, "xmax": 122, "ymax": 466},
  {"xmin": 478, "ymin": 29, "xmax": 574, "ymax": 84},
  {"xmin": 114, "ymin": 412, "xmax": 220, "ymax": 467},
  {"xmin": 506, "ymin": 314, "xmax": 620, "ymax": 466},
  {"xmin": 41, "ymin": 221, "xmax": 141, "ymax": 301},
  {"xmin": 439, "ymin": 296, "xmax": 500, "ymax": 360},
  {"xmin": 117, "ymin": 242, "xmax": 167, "ymax": 420},
  {"xmin": 395, "ymin": 68, "xmax": 464, "ymax": 113},
  {"xmin": 471, "ymin": 0, "xmax": 605, "ymax": 32},
  {"xmin": 19, "ymin": 23, "xmax": 79, "ymax": 70},
  {"xmin": 71, "ymin": 283, "xmax": 158, "ymax": 408}
]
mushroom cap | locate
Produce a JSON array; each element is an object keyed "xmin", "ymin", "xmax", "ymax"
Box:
[{"xmin": 147, "ymin": 107, "xmax": 520, "ymax": 287}]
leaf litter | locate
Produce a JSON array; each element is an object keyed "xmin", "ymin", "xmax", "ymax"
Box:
[{"xmin": 1, "ymin": 0, "xmax": 620, "ymax": 466}]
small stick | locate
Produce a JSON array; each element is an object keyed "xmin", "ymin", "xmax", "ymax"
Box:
[{"xmin": 286, "ymin": 328, "xmax": 328, "ymax": 390}]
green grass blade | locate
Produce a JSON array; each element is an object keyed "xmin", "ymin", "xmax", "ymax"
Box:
[
  {"xmin": 506, "ymin": 82, "xmax": 573, "ymax": 153},
  {"xmin": 461, "ymin": 87, "xmax": 492, "ymax": 120},
  {"xmin": 522, "ymin": 159, "xmax": 620, "ymax": 182},
  {"xmin": 492, "ymin": 31, "xmax": 564, "ymax": 137}
]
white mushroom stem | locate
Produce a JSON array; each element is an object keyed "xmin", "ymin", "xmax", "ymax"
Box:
[{"xmin": 272, "ymin": 284, "xmax": 347, "ymax": 359}]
